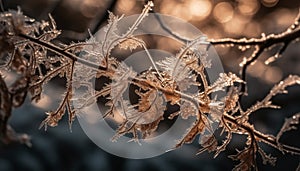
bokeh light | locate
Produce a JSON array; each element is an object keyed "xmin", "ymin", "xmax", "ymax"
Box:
[
  {"xmin": 213, "ymin": 2, "xmax": 234, "ymax": 23},
  {"xmin": 223, "ymin": 15, "xmax": 251, "ymax": 35},
  {"xmin": 186, "ymin": 0, "xmax": 212, "ymax": 20},
  {"xmin": 116, "ymin": 0, "xmax": 136, "ymax": 13},
  {"xmin": 261, "ymin": 0, "xmax": 279, "ymax": 7},
  {"xmin": 160, "ymin": 0, "xmax": 212, "ymax": 21},
  {"xmin": 237, "ymin": 0, "xmax": 260, "ymax": 16},
  {"xmin": 80, "ymin": 0, "xmax": 103, "ymax": 18}
]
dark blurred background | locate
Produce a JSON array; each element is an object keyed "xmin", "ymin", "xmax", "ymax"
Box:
[{"xmin": 1, "ymin": 0, "xmax": 300, "ymax": 170}]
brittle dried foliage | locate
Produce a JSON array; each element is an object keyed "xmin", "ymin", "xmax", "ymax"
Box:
[{"xmin": 0, "ymin": 2, "xmax": 299, "ymax": 170}]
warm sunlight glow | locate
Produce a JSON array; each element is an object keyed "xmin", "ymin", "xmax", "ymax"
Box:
[
  {"xmin": 79, "ymin": 0, "xmax": 105, "ymax": 18},
  {"xmin": 213, "ymin": 2, "xmax": 234, "ymax": 23},
  {"xmin": 224, "ymin": 15, "xmax": 251, "ymax": 35},
  {"xmin": 117, "ymin": 0, "xmax": 136, "ymax": 13},
  {"xmin": 186, "ymin": 0, "xmax": 212, "ymax": 20},
  {"xmin": 261, "ymin": 0, "xmax": 279, "ymax": 7},
  {"xmin": 160, "ymin": 1, "xmax": 192, "ymax": 20},
  {"xmin": 237, "ymin": 0, "xmax": 260, "ymax": 16}
]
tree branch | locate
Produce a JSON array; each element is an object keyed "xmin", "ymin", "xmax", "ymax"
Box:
[{"xmin": 209, "ymin": 10, "xmax": 300, "ymax": 95}]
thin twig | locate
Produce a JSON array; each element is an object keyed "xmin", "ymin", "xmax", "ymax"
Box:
[
  {"xmin": 150, "ymin": 5, "xmax": 300, "ymax": 98},
  {"xmin": 209, "ymin": 14, "xmax": 300, "ymax": 96}
]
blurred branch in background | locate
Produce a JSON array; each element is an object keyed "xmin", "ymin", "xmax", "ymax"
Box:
[
  {"xmin": 147, "ymin": 0, "xmax": 300, "ymax": 102},
  {"xmin": 210, "ymin": 9, "xmax": 300, "ymax": 97}
]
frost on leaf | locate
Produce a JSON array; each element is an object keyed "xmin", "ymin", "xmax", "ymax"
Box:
[
  {"xmin": 101, "ymin": 1, "xmax": 153, "ymax": 58},
  {"xmin": 73, "ymin": 63, "xmax": 96, "ymax": 88},
  {"xmin": 190, "ymin": 42, "xmax": 211, "ymax": 68},
  {"xmin": 101, "ymin": 11, "xmax": 123, "ymax": 54},
  {"xmin": 122, "ymin": 91, "xmax": 165, "ymax": 124},
  {"xmin": 112, "ymin": 91, "xmax": 165, "ymax": 141},
  {"xmin": 199, "ymin": 52, "xmax": 211, "ymax": 68},
  {"xmin": 110, "ymin": 62, "xmax": 137, "ymax": 105},
  {"xmin": 119, "ymin": 37, "xmax": 145, "ymax": 51},
  {"xmin": 156, "ymin": 56, "xmax": 190, "ymax": 81},
  {"xmin": 179, "ymin": 101, "xmax": 197, "ymax": 119},
  {"xmin": 208, "ymin": 72, "xmax": 244, "ymax": 93},
  {"xmin": 81, "ymin": 38, "xmax": 104, "ymax": 64},
  {"xmin": 156, "ymin": 56, "xmax": 198, "ymax": 91},
  {"xmin": 223, "ymin": 87, "xmax": 240, "ymax": 112}
]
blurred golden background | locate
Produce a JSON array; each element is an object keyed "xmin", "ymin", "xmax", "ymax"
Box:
[{"xmin": 7, "ymin": 0, "xmax": 299, "ymax": 84}]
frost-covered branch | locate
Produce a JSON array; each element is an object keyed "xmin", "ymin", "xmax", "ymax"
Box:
[
  {"xmin": 210, "ymin": 9, "xmax": 300, "ymax": 94},
  {"xmin": 0, "ymin": 2, "xmax": 299, "ymax": 171}
]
